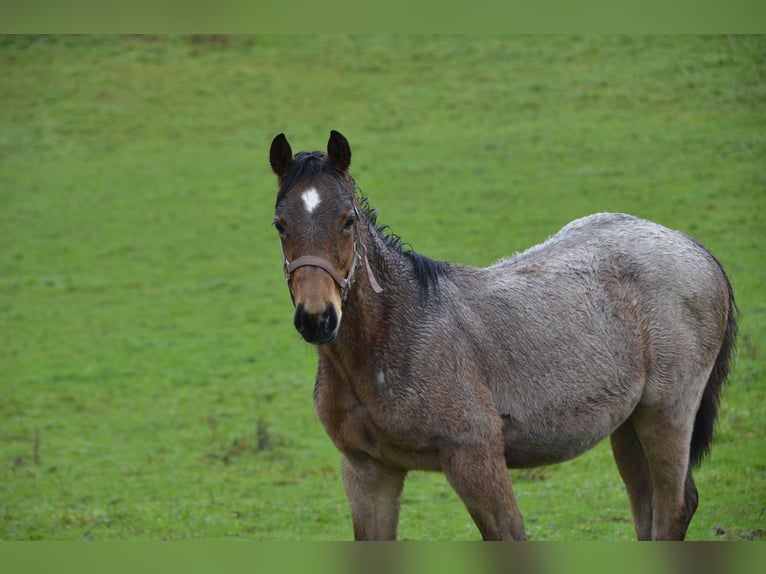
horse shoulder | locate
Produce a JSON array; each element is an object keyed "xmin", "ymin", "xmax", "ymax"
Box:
[
  {"xmin": 313, "ymin": 351, "xmax": 447, "ymax": 470},
  {"xmin": 313, "ymin": 356, "xmax": 373, "ymax": 453}
]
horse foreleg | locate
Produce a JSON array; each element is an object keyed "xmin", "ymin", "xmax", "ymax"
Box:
[
  {"xmin": 440, "ymin": 444, "xmax": 526, "ymax": 541},
  {"xmin": 341, "ymin": 454, "xmax": 406, "ymax": 541}
]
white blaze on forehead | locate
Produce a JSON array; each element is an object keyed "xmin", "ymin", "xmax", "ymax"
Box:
[{"xmin": 301, "ymin": 187, "xmax": 321, "ymax": 214}]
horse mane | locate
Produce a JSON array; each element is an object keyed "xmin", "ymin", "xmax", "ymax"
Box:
[{"xmin": 353, "ymin": 181, "xmax": 451, "ymax": 297}]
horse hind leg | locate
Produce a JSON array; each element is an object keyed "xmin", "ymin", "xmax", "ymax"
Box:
[
  {"xmin": 610, "ymin": 419, "xmax": 653, "ymax": 540},
  {"xmin": 631, "ymin": 406, "xmax": 698, "ymax": 540},
  {"xmin": 612, "ymin": 415, "xmax": 699, "ymax": 541},
  {"xmin": 682, "ymin": 467, "xmax": 699, "ymax": 535}
]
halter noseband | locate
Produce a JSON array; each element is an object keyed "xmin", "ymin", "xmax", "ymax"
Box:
[
  {"xmin": 281, "ymin": 207, "xmax": 383, "ymax": 303},
  {"xmin": 283, "ymin": 244, "xmax": 361, "ymax": 302}
]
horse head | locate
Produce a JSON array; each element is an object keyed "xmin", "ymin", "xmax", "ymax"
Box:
[{"xmin": 270, "ymin": 130, "xmax": 363, "ymax": 344}]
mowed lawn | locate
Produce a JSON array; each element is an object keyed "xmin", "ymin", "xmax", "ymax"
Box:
[{"xmin": 1, "ymin": 35, "xmax": 764, "ymax": 541}]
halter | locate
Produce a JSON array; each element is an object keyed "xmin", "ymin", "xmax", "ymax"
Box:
[{"xmin": 281, "ymin": 206, "xmax": 383, "ymax": 303}]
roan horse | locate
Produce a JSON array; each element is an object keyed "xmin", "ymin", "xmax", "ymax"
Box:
[{"xmin": 269, "ymin": 130, "xmax": 737, "ymax": 541}]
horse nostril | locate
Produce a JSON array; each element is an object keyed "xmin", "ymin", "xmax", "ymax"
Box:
[
  {"xmin": 321, "ymin": 305, "xmax": 338, "ymax": 334},
  {"xmin": 294, "ymin": 303, "xmax": 309, "ymax": 334}
]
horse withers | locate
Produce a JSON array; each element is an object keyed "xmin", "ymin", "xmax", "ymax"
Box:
[{"xmin": 269, "ymin": 130, "xmax": 736, "ymax": 541}]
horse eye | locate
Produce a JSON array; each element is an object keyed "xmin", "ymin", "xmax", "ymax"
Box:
[
  {"xmin": 274, "ymin": 221, "xmax": 286, "ymax": 235},
  {"xmin": 343, "ymin": 216, "xmax": 355, "ymax": 230}
]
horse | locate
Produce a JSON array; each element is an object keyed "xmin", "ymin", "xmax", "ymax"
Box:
[{"xmin": 268, "ymin": 130, "xmax": 737, "ymax": 541}]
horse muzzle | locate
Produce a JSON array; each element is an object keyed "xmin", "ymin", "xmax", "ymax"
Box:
[{"xmin": 293, "ymin": 302, "xmax": 340, "ymax": 344}]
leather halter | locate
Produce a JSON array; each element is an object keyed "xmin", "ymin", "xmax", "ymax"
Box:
[{"xmin": 281, "ymin": 208, "xmax": 383, "ymax": 303}]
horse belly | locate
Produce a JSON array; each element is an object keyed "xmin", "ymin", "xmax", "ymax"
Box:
[
  {"xmin": 500, "ymin": 390, "xmax": 640, "ymax": 467},
  {"xmin": 472, "ymin": 275, "xmax": 647, "ymax": 466}
]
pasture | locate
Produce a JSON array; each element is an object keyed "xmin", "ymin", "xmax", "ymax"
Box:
[{"xmin": 1, "ymin": 35, "xmax": 764, "ymax": 540}]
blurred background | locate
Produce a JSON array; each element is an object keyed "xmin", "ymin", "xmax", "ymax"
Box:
[{"xmin": 1, "ymin": 35, "xmax": 763, "ymax": 540}]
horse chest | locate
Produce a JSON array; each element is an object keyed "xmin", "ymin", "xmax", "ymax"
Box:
[{"xmin": 314, "ymin": 374, "xmax": 440, "ymax": 470}]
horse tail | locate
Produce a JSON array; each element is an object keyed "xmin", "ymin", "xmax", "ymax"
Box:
[{"xmin": 689, "ymin": 260, "xmax": 737, "ymax": 468}]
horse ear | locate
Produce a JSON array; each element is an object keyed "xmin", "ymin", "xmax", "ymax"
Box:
[
  {"xmin": 270, "ymin": 133, "xmax": 293, "ymax": 183},
  {"xmin": 327, "ymin": 130, "xmax": 351, "ymax": 173}
]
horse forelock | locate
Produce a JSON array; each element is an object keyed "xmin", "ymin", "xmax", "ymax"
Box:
[{"xmin": 275, "ymin": 151, "xmax": 351, "ymax": 206}]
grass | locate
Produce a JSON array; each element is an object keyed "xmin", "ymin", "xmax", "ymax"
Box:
[{"xmin": 1, "ymin": 35, "xmax": 764, "ymax": 541}]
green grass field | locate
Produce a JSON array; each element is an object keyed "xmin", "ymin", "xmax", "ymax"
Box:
[{"xmin": 1, "ymin": 35, "xmax": 764, "ymax": 541}]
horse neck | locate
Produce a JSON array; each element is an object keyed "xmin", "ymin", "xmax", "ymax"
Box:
[
  {"xmin": 318, "ymin": 216, "xmax": 455, "ymax": 391},
  {"xmin": 325, "ymin": 219, "xmax": 412, "ymax": 355}
]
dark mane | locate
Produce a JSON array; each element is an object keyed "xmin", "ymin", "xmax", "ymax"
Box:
[{"xmin": 353, "ymin": 181, "xmax": 451, "ymax": 296}]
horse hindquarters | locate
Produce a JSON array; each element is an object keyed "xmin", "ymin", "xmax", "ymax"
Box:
[{"xmin": 610, "ymin": 278, "xmax": 736, "ymax": 541}]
